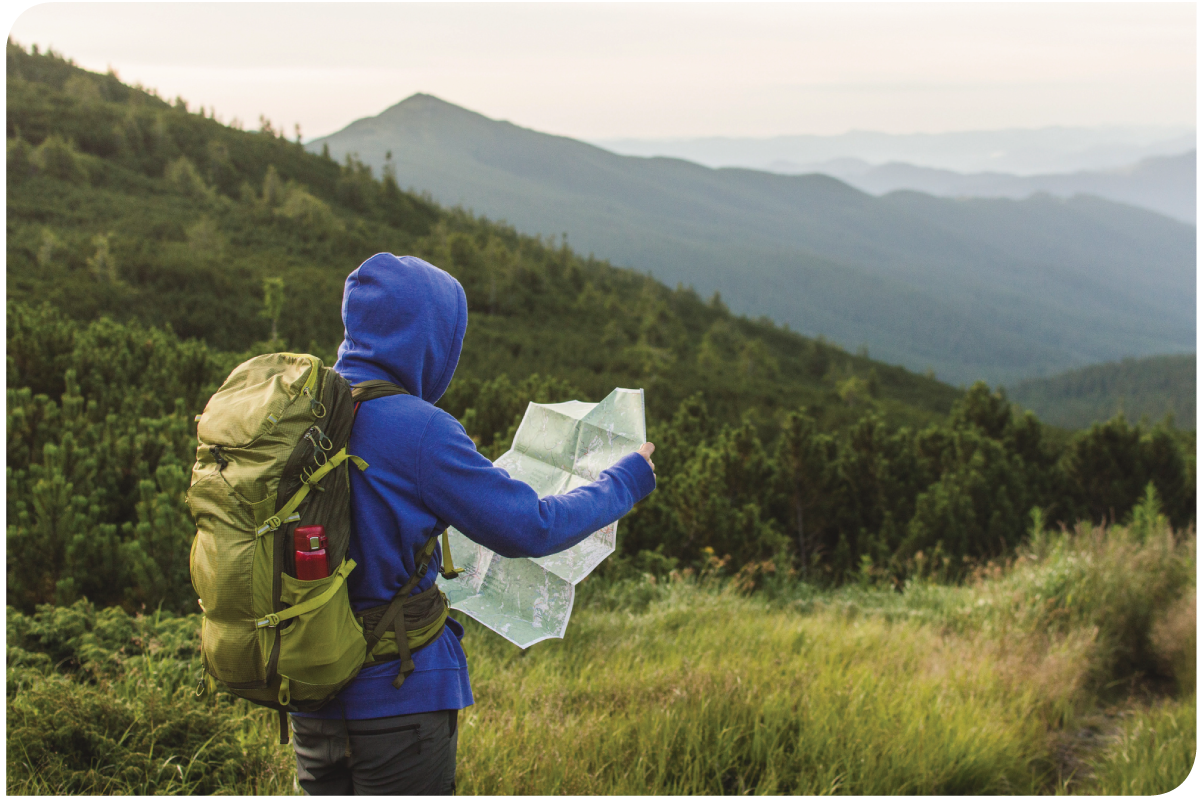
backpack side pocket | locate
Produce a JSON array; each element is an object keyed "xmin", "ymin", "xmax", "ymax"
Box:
[{"xmin": 276, "ymin": 559, "xmax": 366, "ymax": 704}]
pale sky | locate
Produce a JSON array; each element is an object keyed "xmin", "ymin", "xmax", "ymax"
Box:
[{"xmin": 7, "ymin": 2, "xmax": 1197, "ymax": 140}]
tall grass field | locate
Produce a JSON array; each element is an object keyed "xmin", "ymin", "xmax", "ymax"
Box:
[{"xmin": 7, "ymin": 499, "xmax": 1195, "ymax": 795}]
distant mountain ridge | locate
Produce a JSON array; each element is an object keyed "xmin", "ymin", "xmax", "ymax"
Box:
[
  {"xmin": 310, "ymin": 95, "xmax": 1196, "ymax": 386},
  {"xmin": 593, "ymin": 126, "xmax": 1196, "ymax": 175},
  {"xmin": 785, "ymin": 152, "xmax": 1195, "ymax": 224},
  {"xmin": 1009, "ymin": 355, "xmax": 1196, "ymax": 430}
]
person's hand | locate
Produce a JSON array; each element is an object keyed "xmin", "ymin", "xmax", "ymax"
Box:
[{"xmin": 637, "ymin": 442, "xmax": 656, "ymax": 473}]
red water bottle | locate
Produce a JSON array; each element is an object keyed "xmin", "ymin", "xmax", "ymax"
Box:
[{"xmin": 294, "ymin": 526, "xmax": 329, "ymax": 580}]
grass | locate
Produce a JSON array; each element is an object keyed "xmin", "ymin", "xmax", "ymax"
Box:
[
  {"xmin": 1082, "ymin": 696, "xmax": 1197, "ymax": 795},
  {"xmin": 7, "ymin": 509, "xmax": 1195, "ymax": 794},
  {"xmin": 455, "ymin": 586, "xmax": 1078, "ymax": 794}
]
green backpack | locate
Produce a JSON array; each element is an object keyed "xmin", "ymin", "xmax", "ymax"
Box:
[{"xmin": 187, "ymin": 352, "xmax": 460, "ymax": 744}]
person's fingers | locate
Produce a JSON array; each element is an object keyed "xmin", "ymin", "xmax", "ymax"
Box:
[{"xmin": 638, "ymin": 442, "xmax": 656, "ymax": 472}]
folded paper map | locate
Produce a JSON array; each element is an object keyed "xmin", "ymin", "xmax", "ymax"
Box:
[{"xmin": 438, "ymin": 387, "xmax": 646, "ymax": 647}]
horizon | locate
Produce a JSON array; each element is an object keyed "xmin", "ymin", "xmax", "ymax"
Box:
[
  {"xmin": 591, "ymin": 123, "xmax": 1198, "ymax": 144},
  {"xmin": 317, "ymin": 91, "xmax": 1196, "ymax": 177},
  {"xmin": 8, "ymin": 3, "xmax": 1195, "ymax": 141},
  {"xmin": 355, "ymin": 93, "xmax": 1200, "ymax": 143},
  {"xmin": 328, "ymin": 92, "xmax": 1197, "ymax": 146}
]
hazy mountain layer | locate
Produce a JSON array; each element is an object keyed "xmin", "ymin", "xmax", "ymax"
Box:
[
  {"xmin": 310, "ymin": 95, "xmax": 1195, "ymax": 386},
  {"xmin": 1010, "ymin": 354, "xmax": 1196, "ymax": 431},
  {"xmin": 593, "ymin": 126, "xmax": 1196, "ymax": 175},
  {"xmin": 800, "ymin": 152, "xmax": 1195, "ymax": 224}
]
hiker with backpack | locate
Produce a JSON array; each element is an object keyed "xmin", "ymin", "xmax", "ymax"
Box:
[{"xmin": 189, "ymin": 252, "xmax": 657, "ymax": 795}]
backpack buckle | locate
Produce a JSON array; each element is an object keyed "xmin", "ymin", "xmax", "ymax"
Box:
[{"xmin": 256, "ymin": 516, "xmax": 281, "ymax": 537}]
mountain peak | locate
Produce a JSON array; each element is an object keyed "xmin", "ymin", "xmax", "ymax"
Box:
[
  {"xmin": 384, "ymin": 92, "xmax": 474, "ymax": 116},
  {"xmin": 398, "ymin": 92, "xmax": 451, "ymax": 106}
]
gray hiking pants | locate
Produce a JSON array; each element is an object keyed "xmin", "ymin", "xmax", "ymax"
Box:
[{"xmin": 291, "ymin": 709, "xmax": 458, "ymax": 795}]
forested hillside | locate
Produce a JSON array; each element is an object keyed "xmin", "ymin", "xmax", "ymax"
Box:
[
  {"xmin": 5, "ymin": 43, "xmax": 953, "ymax": 430},
  {"xmin": 6, "ymin": 42, "xmax": 1196, "ymax": 618},
  {"xmin": 1010, "ymin": 354, "xmax": 1196, "ymax": 430},
  {"xmin": 311, "ymin": 94, "xmax": 1196, "ymax": 386}
]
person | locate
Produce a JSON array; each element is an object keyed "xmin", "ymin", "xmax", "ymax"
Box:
[{"xmin": 289, "ymin": 253, "xmax": 658, "ymax": 795}]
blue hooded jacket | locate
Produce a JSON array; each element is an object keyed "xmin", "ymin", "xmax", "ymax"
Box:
[{"xmin": 295, "ymin": 253, "xmax": 657, "ymax": 720}]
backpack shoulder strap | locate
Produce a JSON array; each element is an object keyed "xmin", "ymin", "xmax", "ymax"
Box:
[
  {"xmin": 349, "ymin": 378, "xmax": 461, "ymax": 688},
  {"xmin": 350, "ymin": 380, "xmax": 410, "ymax": 403}
]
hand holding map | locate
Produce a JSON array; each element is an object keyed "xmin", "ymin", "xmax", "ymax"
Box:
[{"xmin": 438, "ymin": 388, "xmax": 646, "ymax": 647}]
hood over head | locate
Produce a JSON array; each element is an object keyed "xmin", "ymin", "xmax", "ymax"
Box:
[{"xmin": 334, "ymin": 253, "xmax": 467, "ymax": 403}]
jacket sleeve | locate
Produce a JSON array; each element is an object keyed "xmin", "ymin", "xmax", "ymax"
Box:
[{"xmin": 416, "ymin": 410, "xmax": 656, "ymax": 559}]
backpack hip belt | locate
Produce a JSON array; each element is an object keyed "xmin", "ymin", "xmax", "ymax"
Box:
[
  {"xmin": 357, "ymin": 584, "xmax": 450, "ymax": 679},
  {"xmin": 356, "ymin": 525, "xmax": 459, "ymax": 689}
]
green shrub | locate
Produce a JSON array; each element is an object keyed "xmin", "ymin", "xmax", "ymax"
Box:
[
  {"xmin": 274, "ymin": 184, "xmax": 344, "ymax": 237},
  {"xmin": 6, "ymin": 303, "xmax": 228, "ymax": 614},
  {"xmin": 8, "ymin": 135, "xmax": 36, "ymax": 182},
  {"xmin": 6, "ymin": 600, "xmax": 294, "ymax": 795},
  {"xmin": 31, "ymin": 134, "xmax": 88, "ymax": 183},
  {"xmin": 163, "ymin": 156, "xmax": 214, "ymax": 201}
]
